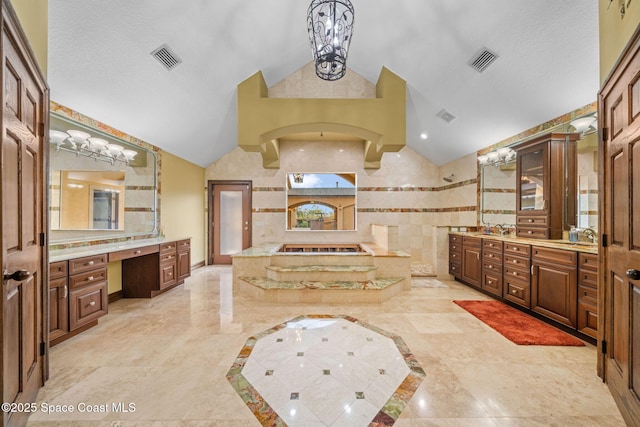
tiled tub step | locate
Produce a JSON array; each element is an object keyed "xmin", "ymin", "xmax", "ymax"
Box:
[
  {"xmin": 266, "ymin": 264, "xmax": 378, "ymax": 282},
  {"xmin": 238, "ymin": 276, "xmax": 405, "ymax": 303}
]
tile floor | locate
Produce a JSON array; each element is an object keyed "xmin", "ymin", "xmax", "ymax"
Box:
[{"xmin": 28, "ymin": 266, "xmax": 625, "ymax": 426}]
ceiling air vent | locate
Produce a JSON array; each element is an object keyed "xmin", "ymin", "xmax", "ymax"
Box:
[
  {"xmin": 468, "ymin": 48, "xmax": 498, "ymax": 73},
  {"xmin": 150, "ymin": 44, "xmax": 182, "ymax": 71},
  {"xmin": 436, "ymin": 109, "xmax": 456, "ymax": 123}
]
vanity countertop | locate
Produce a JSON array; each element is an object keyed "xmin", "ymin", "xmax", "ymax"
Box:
[
  {"xmin": 449, "ymin": 232, "xmax": 598, "ymax": 254},
  {"xmin": 49, "ymin": 237, "xmax": 191, "ymax": 263}
]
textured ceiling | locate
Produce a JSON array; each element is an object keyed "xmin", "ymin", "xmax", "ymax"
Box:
[{"xmin": 47, "ymin": 1, "xmax": 599, "ymax": 168}]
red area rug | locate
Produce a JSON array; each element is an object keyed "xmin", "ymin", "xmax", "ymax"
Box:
[{"xmin": 453, "ymin": 300, "xmax": 585, "ymax": 346}]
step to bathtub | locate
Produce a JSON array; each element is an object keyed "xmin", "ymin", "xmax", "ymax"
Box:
[
  {"xmin": 270, "ymin": 252, "xmax": 374, "ymax": 267},
  {"xmin": 238, "ymin": 276, "xmax": 405, "ymax": 303},
  {"xmin": 266, "ymin": 264, "xmax": 378, "ymax": 282}
]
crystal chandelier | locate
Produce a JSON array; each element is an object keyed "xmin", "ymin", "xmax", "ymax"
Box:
[
  {"xmin": 49, "ymin": 129, "xmax": 137, "ymax": 165},
  {"xmin": 307, "ymin": 0, "xmax": 355, "ymax": 81}
]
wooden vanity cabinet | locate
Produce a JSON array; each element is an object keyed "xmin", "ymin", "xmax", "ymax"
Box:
[
  {"xmin": 50, "ymin": 254, "xmax": 108, "ymax": 346},
  {"xmin": 68, "ymin": 254, "xmax": 109, "ymax": 332},
  {"xmin": 177, "ymin": 239, "xmax": 191, "ymax": 281},
  {"xmin": 503, "ymin": 242, "xmax": 531, "ymax": 308},
  {"xmin": 461, "ymin": 236, "xmax": 482, "ymax": 288},
  {"xmin": 449, "ymin": 234, "xmax": 462, "ymax": 278},
  {"xmin": 49, "ymin": 261, "xmax": 69, "ymax": 342},
  {"xmin": 531, "ymin": 246, "xmax": 577, "ymax": 328},
  {"xmin": 514, "ymin": 132, "xmax": 579, "ymax": 239},
  {"xmin": 160, "ymin": 241, "xmax": 178, "ymax": 290},
  {"xmin": 481, "ymin": 239, "xmax": 503, "ymax": 297},
  {"xmin": 577, "ymin": 252, "xmax": 599, "ymax": 338}
]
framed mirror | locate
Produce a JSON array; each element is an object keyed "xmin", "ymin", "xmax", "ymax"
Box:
[
  {"xmin": 49, "ymin": 111, "xmax": 158, "ymax": 243},
  {"xmin": 286, "ymin": 173, "xmax": 356, "ymax": 231}
]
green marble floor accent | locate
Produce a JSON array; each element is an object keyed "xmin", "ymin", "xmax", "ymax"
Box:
[
  {"xmin": 239, "ymin": 276, "xmax": 403, "ymax": 290},
  {"xmin": 266, "ymin": 264, "xmax": 378, "ymax": 272}
]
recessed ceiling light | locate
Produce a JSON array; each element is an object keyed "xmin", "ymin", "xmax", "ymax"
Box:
[
  {"xmin": 339, "ymin": 149, "xmax": 344, "ymax": 152},
  {"xmin": 420, "ymin": 133, "xmax": 428, "ymax": 140}
]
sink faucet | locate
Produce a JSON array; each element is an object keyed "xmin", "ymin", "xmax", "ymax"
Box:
[
  {"xmin": 494, "ymin": 224, "xmax": 507, "ymax": 236},
  {"xmin": 582, "ymin": 228, "xmax": 596, "ymax": 244}
]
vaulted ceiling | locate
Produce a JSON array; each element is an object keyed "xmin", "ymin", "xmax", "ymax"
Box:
[{"xmin": 47, "ymin": 1, "xmax": 599, "ymax": 168}]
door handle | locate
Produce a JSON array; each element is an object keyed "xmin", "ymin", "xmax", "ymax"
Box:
[
  {"xmin": 3, "ymin": 269, "xmax": 31, "ymax": 282},
  {"xmin": 626, "ymin": 269, "xmax": 640, "ymax": 280}
]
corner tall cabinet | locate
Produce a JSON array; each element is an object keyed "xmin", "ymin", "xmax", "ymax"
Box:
[{"xmin": 514, "ymin": 132, "xmax": 579, "ymax": 239}]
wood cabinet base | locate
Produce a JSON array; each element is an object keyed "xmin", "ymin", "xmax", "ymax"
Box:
[{"xmin": 50, "ymin": 320, "xmax": 98, "ymax": 347}]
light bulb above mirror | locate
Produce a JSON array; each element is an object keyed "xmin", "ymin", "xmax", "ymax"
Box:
[
  {"xmin": 49, "ymin": 129, "xmax": 137, "ymax": 165},
  {"xmin": 478, "ymin": 146, "xmax": 516, "ymax": 167}
]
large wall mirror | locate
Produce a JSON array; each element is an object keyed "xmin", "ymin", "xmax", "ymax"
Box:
[
  {"xmin": 49, "ymin": 112, "xmax": 158, "ymax": 243},
  {"xmin": 479, "ymin": 112, "xmax": 598, "ymax": 234},
  {"xmin": 286, "ymin": 173, "xmax": 356, "ymax": 231}
]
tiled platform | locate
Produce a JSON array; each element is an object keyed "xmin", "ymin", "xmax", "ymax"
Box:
[
  {"xmin": 226, "ymin": 314, "xmax": 426, "ymax": 426},
  {"xmin": 238, "ymin": 277, "xmax": 404, "ymax": 303}
]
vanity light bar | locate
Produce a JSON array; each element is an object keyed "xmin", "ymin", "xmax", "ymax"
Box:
[{"xmin": 49, "ymin": 129, "xmax": 137, "ymax": 166}]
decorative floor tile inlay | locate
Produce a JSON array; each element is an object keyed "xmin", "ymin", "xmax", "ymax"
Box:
[{"xmin": 227, "ymin": 314, "xmax": 426, "ymax": 427}]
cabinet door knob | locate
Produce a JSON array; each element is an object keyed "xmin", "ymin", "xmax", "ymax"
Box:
[
  {"xmin": 3, "ymin": 269, "xmax": 31, "ymax": 282},
  {"xmin": 87, "ymin": 276, "xmax": 94, "ymax": 281},
  {"xmin": 89, "ymin": 301, "xmax": 96, "ymax": 306},
  {"xmin": 87, "ymin": 261, "xmax": 94, "ymax": 266},
  {"xmin": 626, "ymin": 269, "xmax": 640, "ymax": 280}
]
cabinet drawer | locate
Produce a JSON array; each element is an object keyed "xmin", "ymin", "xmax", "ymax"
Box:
[
  {"xmin": 482, "ymin": 270, "xmax": 503, "ymax": 297},
  {"xmin": 449, "ymin": 251, "xmax": 461, "ymax": 262},
  {"xmin": 483, "ymin": 250, "xmax": 502, "ymax": 263},
  {"xmin": 579, "ymin": 253, "xmax": 598, "ymax": 272},
  {"xmin": 482, "ymin": 261, "xmax": 502, "ymax": 274},
  {"xmin": 532, "ymin": 246, "xmax": 577, "ymax": 266},
  {"xmin": 504, "ymin": 243, "xmax": 531, "ymax": 256},
  {"xmin": 483, "ymin": 239, "xmax": 503, "ymax": 251},
  {"xmin": 578, "ymin": 284, "xmax": 598, "ymax": 304},
  {"xmin": 177, "ymin": 239, "xmax": 191, "ymax": 253},
  {"xmin": 504, "ymin": 278, "xmax": 531, "ymax": 308},
  {"xmin": 69, "ymin": 268, "xmax": 107, "ymax": 290},
  {"xmin": 462, "ymin": 236, "xmax": 481, "ymax": 247},
  {"xmin": 68, "ymin": 254, "xmax": 108, "ymax": 275},
  {"xmin": 160, "ymin": 263, "xmax": 177, "ymax": 289},
  {"xmin": 517, "ymin": 216, "xmax": 548, "ymax": 226},
  {"xmin": 449, "ymin": 261, "xmax": 461, "ymax": 277},
  {"xmin": 50, "ymin": 260, "xmax": 68, "ymax": 279},
  {"xmin": 579, "ymin": 270, "xmax": 598, "ymax": 288},
  {"xmin": 450, "ymin": 243, "xmax": 462, "ymax": 253},
  {"xmin": 517, "ymin": 226, "xmax": 549, "ymax": 239},
  {"xmin": 109, "ymin": 244, "xmax": 159, "ymax": 262},
  {"xmin": 578, "ymin": 300, "xmax": 598, "ymax": 339},
  {"xmin": 504, "ymin": 254, "xmax": 531, "ymax": 270},
  {"xmin": 69, "ymin": 281, "xmax": 108, "ymax": 331},
  {"xmin": 160, "ymin": 241, "xmax": 177, "ymax": 254},
  {"xmin": 504, "ymin": 264, "xmax": 531, "ymax": 282},
  {"xmin": 449, "ymin": 234, "xmax": 462, "ymax": 245},
  {"xmin": 160, "ymin": 251, "xmax": 177, "ymax": 264}
]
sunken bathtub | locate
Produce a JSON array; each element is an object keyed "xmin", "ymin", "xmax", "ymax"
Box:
[{"xmin": 232, "ymin": 243, "xmax": 411, "ymax": 303}]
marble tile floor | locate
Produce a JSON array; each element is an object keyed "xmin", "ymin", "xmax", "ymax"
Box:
[{"xmin": 28, "ymin": 265, "xmax": 625, "ymax": 426}]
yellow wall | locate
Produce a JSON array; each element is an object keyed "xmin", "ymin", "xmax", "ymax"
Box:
[
  {"xmin": 160, "ymin": 150, "xmax": 206, "ymax": 267},
  {"xmin": 599, "ymin": 0, "xmax": 640, "ymax": 83},
  {"xmin": 11, "ymin": 0, "xmax": 48, "ymax": 75}
]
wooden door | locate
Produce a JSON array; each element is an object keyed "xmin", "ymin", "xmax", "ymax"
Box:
[
  {"xmin": 1, "ymin": 2, "xmax": 49, "ymax": 425},
  {"xmin": 598, "ymin": 25, "xmax": 640, "ymax": 426},
  {"xmin": 208, "ymin": 181, "xmax": 252, "ymax": 264}
]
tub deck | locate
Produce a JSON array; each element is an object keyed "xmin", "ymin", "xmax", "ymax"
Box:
[{"xmin": 232, "ymin": 243, "xmax": 411, "ymax": 303}]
